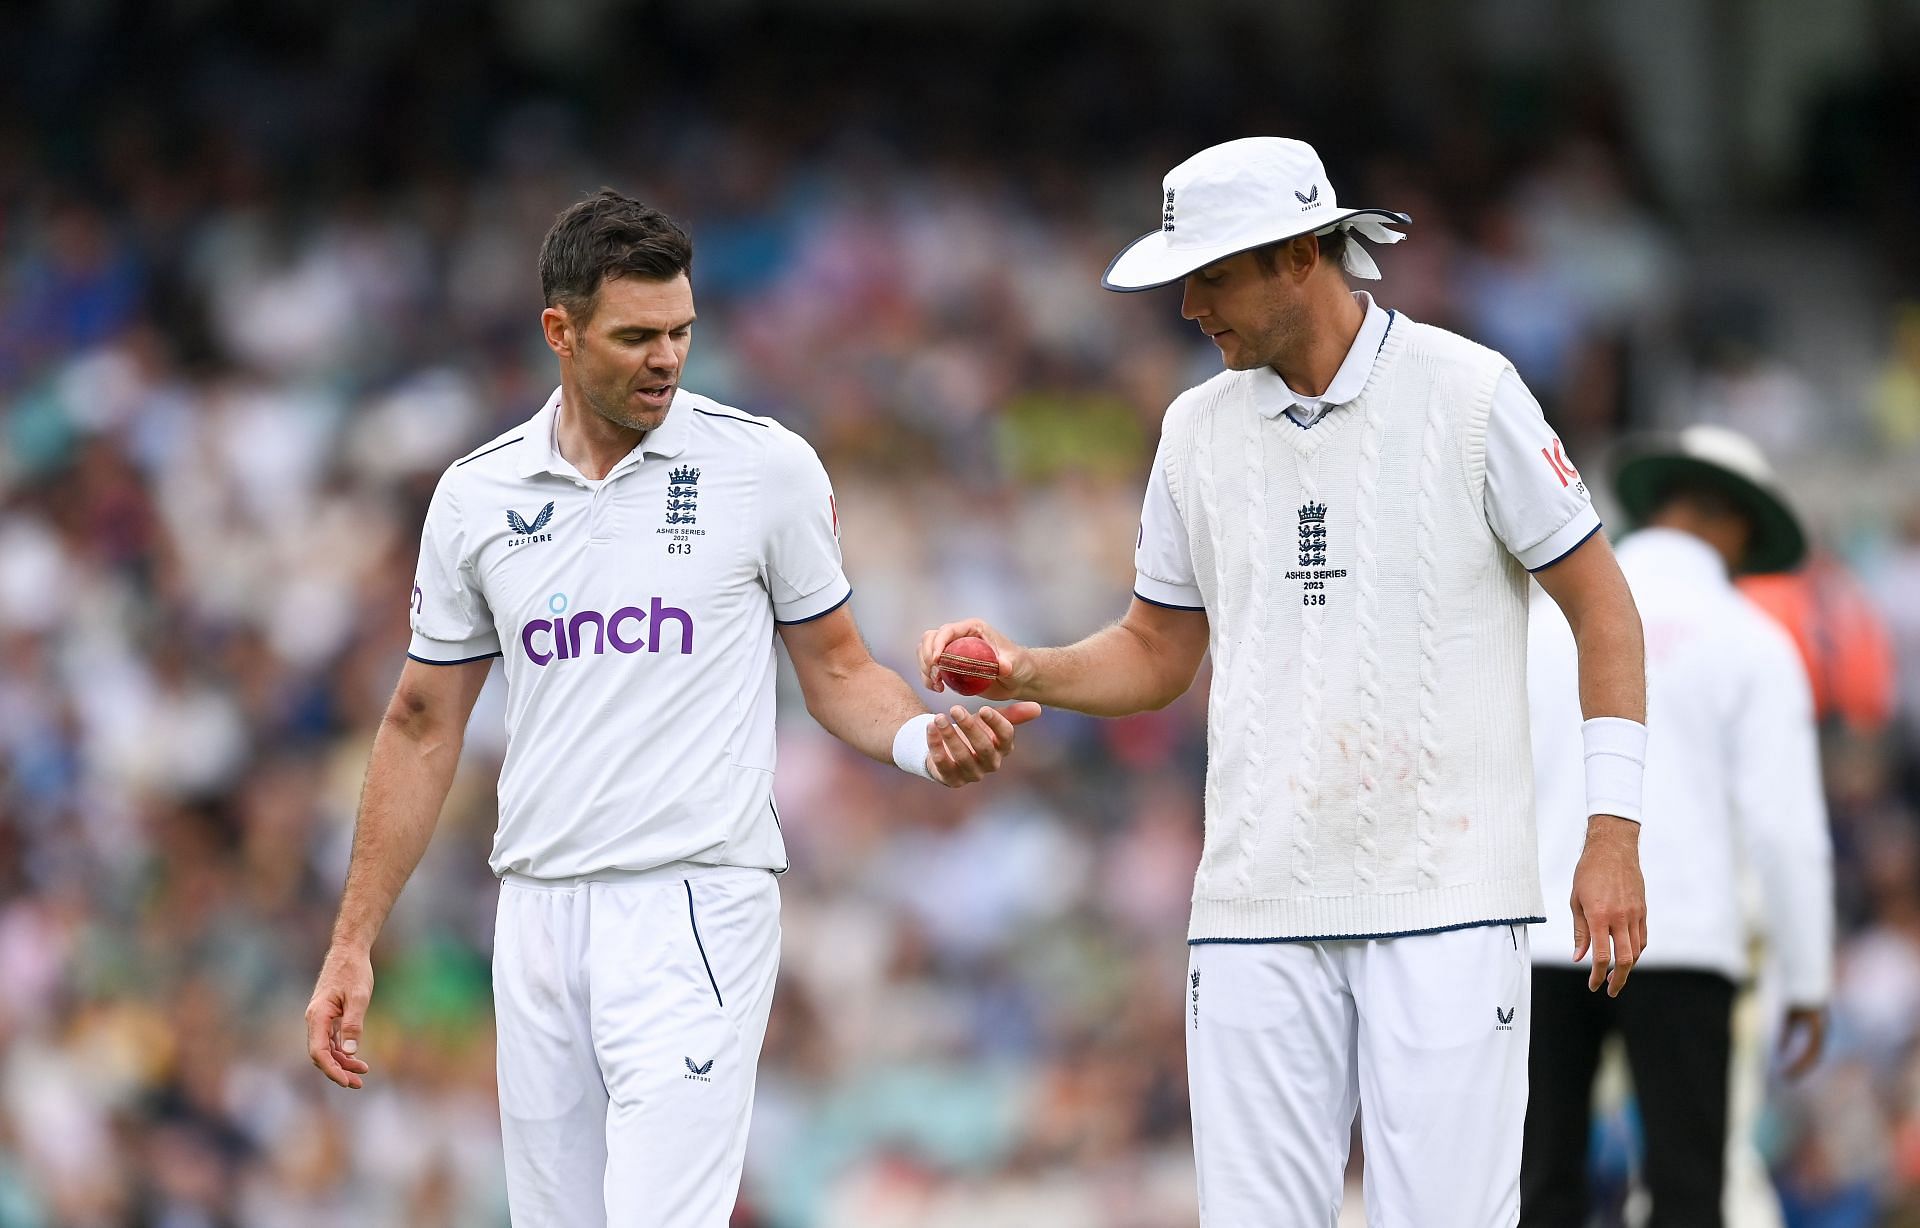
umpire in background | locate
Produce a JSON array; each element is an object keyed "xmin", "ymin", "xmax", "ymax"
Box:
[{"xmin": 1522, "ymin": 425, "xmax": 1835, "ymax": 1227}]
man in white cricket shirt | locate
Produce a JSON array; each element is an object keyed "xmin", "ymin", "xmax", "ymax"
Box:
[
  {"xmin": 1523, "ymin": 426, "xmax": 1833, "ymax": 1228},
  {"xmin": 303, "ymin": 190, "xmax": 1040, "ymax": 1227},
  {"xmin": 921, "ymin": 138, "xmax": 1651, "ymax": 1227}
]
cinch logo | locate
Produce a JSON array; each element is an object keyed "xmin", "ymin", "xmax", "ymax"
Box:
[{"xmin": 520, "ymin": 592, "xmax": 694, "ymax": 665}]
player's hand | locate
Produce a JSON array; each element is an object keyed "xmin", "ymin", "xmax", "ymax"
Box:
[
  {"xmin": 918, "ymin": 619, "xmax": 1034, "ymax": 701},
  {"xmin": 924, "ymin": 701, "xmax": 1043, "ymax": 786},
  {"xmin": 1779, "ymin": 1005, "xmax": 1827, "ymax": 1079},
  {"xmin": 306, "ymin": 945, "xmax": 375, "ymax": 1089},
  {"xmin": 1569, "ymin": 814, "xmax": 1647, "ymax": 998}
]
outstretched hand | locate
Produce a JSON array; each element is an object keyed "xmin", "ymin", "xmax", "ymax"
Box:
[{"xmin": 923, "ymin": 701, "xmax": 1043, "ymax": 786}]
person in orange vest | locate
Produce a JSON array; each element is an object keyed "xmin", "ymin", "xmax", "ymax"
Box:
[{"xmin": 1740, "ymin": 559, "xmax": 1896, "ymax": 734}]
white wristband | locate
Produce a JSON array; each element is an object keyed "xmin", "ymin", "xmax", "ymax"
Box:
[
  {"xmin": 1583, "ymin": 716, "xmax": 1646, "ymax": 825},
  {"xmin": 892, "ymin": 713, "xmax": 940, "ymax": 782}
]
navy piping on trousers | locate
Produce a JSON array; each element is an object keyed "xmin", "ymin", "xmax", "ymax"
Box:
[{"xmin": 684, "ymin": 880, "xmax": 725, "ymax": 1007}]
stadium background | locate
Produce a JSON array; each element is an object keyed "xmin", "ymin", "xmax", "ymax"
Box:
[{"xmin": 3, "ymin": 0, "xmax": 1920, "ymax": 1224}]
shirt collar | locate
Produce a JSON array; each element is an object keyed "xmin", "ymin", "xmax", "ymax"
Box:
[
  {"xmin": 1251, "ymin": 291, "xmax": 1393, "ymax": 423},
  {"xmin": 516, "ymin": 386, "xmax": 692, "ymax": 480},
  {"xmin": 1618, "ymin": 526, "xmax": 1732, "ymax": 587}
]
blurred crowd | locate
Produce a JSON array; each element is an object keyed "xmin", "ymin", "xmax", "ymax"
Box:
[{"xmin": 3, "ymin": 3, "xmax": 1920, "ymax": 1226}]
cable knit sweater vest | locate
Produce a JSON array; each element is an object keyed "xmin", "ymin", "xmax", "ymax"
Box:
[{"xmin": 1162, "ymin": 317, "xmax": 1545, "ymax": 941}]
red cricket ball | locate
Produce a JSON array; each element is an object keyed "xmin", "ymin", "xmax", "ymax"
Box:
[{"xmin": 935, "ymin": 635, "xmax": 1000, "ymax": 696}]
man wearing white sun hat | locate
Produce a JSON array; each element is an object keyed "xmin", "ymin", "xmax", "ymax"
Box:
[
  {"xmin": 921, "ymin": 136, "xmax": 1651, "ymax": 1225},
  {"xmin": 1524, "ymin": 425, "xmax": 1833, "ymax": 1228}
]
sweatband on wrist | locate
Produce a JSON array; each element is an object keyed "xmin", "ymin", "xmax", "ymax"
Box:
[
  {"xmin": 1583, "ymin": 716, "xmax": 1647, "ymax": 824},
  {"xmin": 892, "ymin": 713, "xmax": 939, "ymax": 782}
]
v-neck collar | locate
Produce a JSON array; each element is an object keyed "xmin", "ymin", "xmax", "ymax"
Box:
[
  {"xmin": 1250, "ymin": 293, "xmax": 1394, "ymax": 425},
  {"xmin": 1254, "ymin": 304, "xmax": 1404, "ymax": 459}
]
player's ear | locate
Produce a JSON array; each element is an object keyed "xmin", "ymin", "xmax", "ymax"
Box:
[
  {"xmin": 1287, "ymin": 233, "xmax": 1320, "ymax": 281},
  {"xmin": 541, "ymin": 305, "xmax": 574, "ymax": 359}
]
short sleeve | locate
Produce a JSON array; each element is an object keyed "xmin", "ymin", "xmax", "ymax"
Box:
[
  {"xmin": 1483, "ymin": 369, "xmax": 1603, "ymax": 571},
  {"xmin": 407, "ymin": 473, "xmax": 503, "ymax": 664},
  {"xmin": 763, "ymin": 432, "xmax": 853, "ymax": 624},
  {"xmin": 1133, "ymin": 429, "xmax": 1204, "ymax": 610}
]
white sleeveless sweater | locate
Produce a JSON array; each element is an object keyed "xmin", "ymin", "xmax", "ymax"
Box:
[{"xmin": 1162, "ymin": 317, "xmax": 1545, "ymax": 941}]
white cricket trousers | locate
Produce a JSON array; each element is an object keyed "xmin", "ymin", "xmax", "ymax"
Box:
[
  {"xmin": 1187, "ymin": 923, "xmax": 1532, "ymax": 1228},
  {"xmin": 493, "ymin": 863, "xmax": 780, "ymax": 1228}
]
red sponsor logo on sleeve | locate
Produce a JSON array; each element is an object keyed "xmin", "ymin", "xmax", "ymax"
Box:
[{"xmin": 1542, "ymin": 438, "xmax": 1579, "ymax": 487}]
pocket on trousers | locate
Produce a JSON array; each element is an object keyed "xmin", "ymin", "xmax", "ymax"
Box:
[
  {"xmin": 683, "ymin": 878, "xmax": 730, "ymax": 1012},
  {"xmin": 680, "ymin": 871, "xmax": 779, "ymax": 1028}
]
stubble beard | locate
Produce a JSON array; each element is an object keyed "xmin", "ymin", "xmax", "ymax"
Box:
[
  {"xmin": 1233, "ymin": 292, "xmax": 1306, "ymax": 373},
  {"xmin": 584, "ymin": 377, "xmax": 669, "ymax": 434}
]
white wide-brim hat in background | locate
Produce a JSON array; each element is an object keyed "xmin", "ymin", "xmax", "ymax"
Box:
[
  {"xmin": 1611, "ymin": 424, "xmax": 1807, "ymax": 574},
  {"xmin": 1102, "ymin": 136, "xmax": 1410, "ymax": 292}
]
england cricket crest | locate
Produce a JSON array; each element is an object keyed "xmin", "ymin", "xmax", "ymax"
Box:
[
  {"xmin": 658, "ymin": 465, "xmax": 707, "ymax": 554},
  {"xmin": 1297, "ymin": 501, "xmax": 1328, "ymax": 568},
  {"xmin": 666, "ymin": 466, "xmax": 700, "ymax": 525},
  {"xmin": 1289, "ymin": 501, "xmax": 1345, "ymax": 607}
]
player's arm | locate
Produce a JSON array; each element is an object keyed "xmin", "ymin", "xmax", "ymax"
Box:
[
  {"xmin": 1532, "ymin": 533, "xmax": 1646, "ymax": 726},
  {"xmin": 919, "ymin": 598, "xmax": 1209, "ymax": 717},
  {"xmin": 1533, "ymin": 532, "xmax": 1648, "ymax": 997},
  {"xmin": 779, "ymin": 606, "xmax": 1044, "ymax": 786},
  {"xmin": 1486, "ymin": 370, "xmax": 1647, "ymax": 996},
  {"xmin": 307, "ymin": 656, "xmax": 491, "ymax": 1089},
  {"xmin": 921, "ymin": 410, "xmax": 1209, "ymax": 717},
  {"xmin": 762, "ymin": 429, "xmax": 1037, "ymax": 785},
  {"xmin": 779, "ymin": 605, "xmax": 1040, "ymax": 785},
  {"xmin": 309, "ymin": 465, "xmax": 496, "ymax": 1089}
]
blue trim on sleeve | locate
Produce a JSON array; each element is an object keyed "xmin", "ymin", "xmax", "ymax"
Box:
[
  {"xmin": 1189, "ymin": 916, "xmax": 1546, "ymax": 945},
  {"xmin": 774, "ymin": 588, "xmax": 852, "ymax": 625},
  {"xmin": 1526, "ymin": 523, "xmax": 1603, "ymax": 573},
  {"xmin": 1133, "ymin": 590, "xmax": 1206, "ymax": 612},
  {"xmin": 406, "ymin": 650, "xmax": 503, "ymax": 666}
]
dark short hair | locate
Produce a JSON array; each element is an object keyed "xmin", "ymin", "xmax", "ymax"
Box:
[
  {"xmin": 1252, "ymin": 226, "xmax": 1348, "ymax": 277},
  {"xmin": 1650, "ymin": 477, "xmax": 1751, "ymax": 527},
  {"xmin": 538, "ymin": 189, "xmax": 693, "ymax": 320}
]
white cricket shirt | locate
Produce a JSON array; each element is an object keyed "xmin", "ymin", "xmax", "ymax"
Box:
[
  {"xmin": 1135, "ymin": 292, "xmax": 1600, "ymax": 609},
  {"xmin": 407, "ymin": 387, "xmax": 850, "ymax": 879},
  {"xmin": 1530, "ymin": 528, "xmax": 1835, "ymax": 1002},
  {"xmin": 1138, "ymin": 309, "xmax": 1577, "ymax": 940}
]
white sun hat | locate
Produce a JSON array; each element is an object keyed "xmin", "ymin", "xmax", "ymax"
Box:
[
  {"xmin": 1102, "ymin": 137, "xmax": 1411, "ymax": 292},
  {"xmin": 1611, "ymin": 424, "xmax": 1807, "ymax": 574}
]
